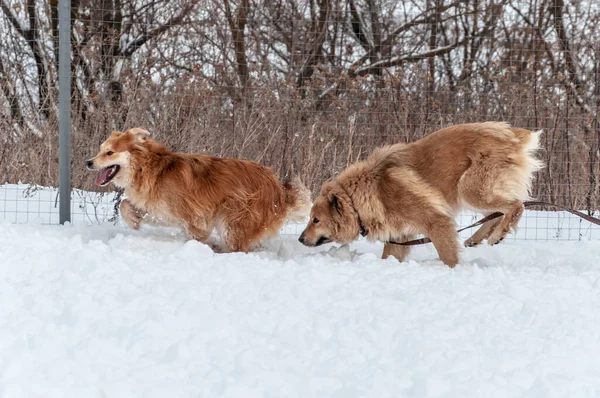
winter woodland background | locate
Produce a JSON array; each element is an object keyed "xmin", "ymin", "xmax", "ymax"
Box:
[{"xmin": 1, "ymin": 0, "xmax": 599, "ymax": 211}]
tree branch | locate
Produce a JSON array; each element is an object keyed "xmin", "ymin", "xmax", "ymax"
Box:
[
  {"xmin": 1, "ymin": 0, "xmax": 51, "ymax": 118},
  {"xmin": 509, "ymin": 2, "xmax": 556, "ymax": 74},
  {"xmin": 352, "ymin": 39, "xmax": 464, "ymax": 77},
  {"xmin": 550, "ymin": 0, "xmax": 589, "ymax": 112},
  {"xmin": 0, "ymin": 57, "xmax": 23, "ymax": 127},
  {"xmin": 26, "ymin": 0, "xmax": 35, "ymax": 39},
  {"xmin": 223, "ymin": 0, "xmax": 250, "ymax": 89},
  {"xmin": 296, "ymin": 0, "xmax": 330, "ymax": 88},
  {"xmin": 0, "ymin": 2, "xmax": 27, "ymax": 39},
  {"xmin": 348, "ymin": 0, "xmax": 371, "ymax": 53},
  {"xmin": 121, "ymin": 1, "xmax": 197, "ymax": 57},
  {"xmin": 348, "ymin": 1, "xmax": 461, "ymax": 73}
]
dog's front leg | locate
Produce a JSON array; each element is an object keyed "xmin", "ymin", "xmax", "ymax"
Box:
[
  {"xmin": 187, "ymin": 224, "xmax": 228, "ymax": 253},
  {"xmin": 381, "ymin": 234, "xmax": 414, "ymax": 263},
  {"xmin": 120, "ymin": 199, "xmax": 146, "ymax": 230},
  {"xmin": 426, "ymin": 217, "xmax": 460, "ymax": 267}
]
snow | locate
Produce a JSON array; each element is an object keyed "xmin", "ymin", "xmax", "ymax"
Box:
[{"xmin": 2, "ymin": 183, "xmax": 600, "ymax": 397}]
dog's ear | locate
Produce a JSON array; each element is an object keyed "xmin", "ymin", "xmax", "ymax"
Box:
[
  {"xmin": 110, "ymin": 130, "xmax": 122, "ymax": 137},
  {"xmin": 125, "ymin": 127, "xmax": 151, "ymax": 142},
  {"xmin": 329, "ymin": 193, "xmax": 343, "ymax": 214}
]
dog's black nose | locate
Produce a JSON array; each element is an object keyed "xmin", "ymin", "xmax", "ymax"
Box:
[
  {"xmin": 86, "ymin": 160, "xmax": 93, "ymax": 169},
  {"xmin": 298, "ymin": 234, "xmax": 305, "ymax": 244}
]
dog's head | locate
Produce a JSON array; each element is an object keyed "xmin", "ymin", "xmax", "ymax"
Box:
[
  {"xmin": 86, "ymin": 128, "xmax": 150, "ymax": 188},
  {"xmin": 298, "ymin": 181, "xmax": 361, "ymax": 247}
]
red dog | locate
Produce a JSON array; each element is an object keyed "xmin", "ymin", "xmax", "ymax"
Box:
[{"xmin": 87, "ymin": 128, "xmax": 311, "ymax": 252}]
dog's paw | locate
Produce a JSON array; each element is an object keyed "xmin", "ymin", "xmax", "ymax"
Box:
[
  {"xmin": 487, "ymin": 235, "xmax": 505, "ymax": 246},
  {"xmin": 464, "ymin": 238, "xmax": 480, "ymax": 248},
  {"xmin": 208, "ymin": 242, "xmax": 226, "ymax": 253},
  {"xmin": 202, "ymin": 236, "xmax": 225, "ymax": 253},
  {"xmin": 122, "ymin": 215, "xmax": 142, "ymax": 230}
]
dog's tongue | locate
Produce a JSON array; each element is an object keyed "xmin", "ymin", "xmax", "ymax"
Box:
[{"xmin": 95, "ymin": 167, "xmax": 114, "ymax": 186}]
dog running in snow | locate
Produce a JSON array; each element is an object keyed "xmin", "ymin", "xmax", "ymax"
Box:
[
  {"xmin": 86, "ymin": 128, "xmax": 311, "ymax": 252},
  {"xmin": 298, "ymin": 122, "xmax": 544, "ymax": 267}
]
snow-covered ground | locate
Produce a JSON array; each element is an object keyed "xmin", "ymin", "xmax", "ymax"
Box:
[{"xmin": 2, "ymin": 183, "xmax": 600, "ymax": 397}]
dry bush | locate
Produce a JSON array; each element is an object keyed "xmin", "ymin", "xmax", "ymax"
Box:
[
  {"xmin": 2, "ymin": 69, "xmax": 599, "ymax": 210},
  {"xmin": 1, "ymin": 0, "xmax": 599, "ymax": 212}
]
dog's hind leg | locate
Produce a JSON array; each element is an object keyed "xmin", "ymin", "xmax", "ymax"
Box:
[
  {"xmin": 186, "ymin": 224, "xmax": 211, "ymax": 241},
  {"xmin": 459, "ymin": 170, "xmax": 524, "ymax": 245},
  {"xmin": 458, "ymin": 157, "xmax": 529, "ymax": 246},
  {"xmin": 186, "ymin": 222, "xmax": 227, "ymax": 253},
  {"xmin": 222, "ymin": 230, "xmax": 251, "ymax": 253},
  {"xmin": 382, "ymin": 237, "xmax": 413, "ymax": 263},
  {"xmin": 486, "ymin": 201, "xmax": 524, "ymax": 245},
  {"xmin": 183, "ymin": 214, "xmax": 215, "ymax": 245},
  {"xmin": 464, "ymin": 213, "xmax": 503, "ymax": 247},
  {"xmin": 222, "ymin": 224, "xmax": 261, "ymax": 253}
]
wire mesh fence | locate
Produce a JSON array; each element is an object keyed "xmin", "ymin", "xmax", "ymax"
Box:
[{"xmin": 1, "ymin": 0, "xmax": 599, "ymax": 240}]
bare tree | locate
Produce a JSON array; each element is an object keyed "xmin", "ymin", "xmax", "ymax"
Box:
[{"xmin": 0, "ymin": 0, "xmax": 599, "ymax": 210}]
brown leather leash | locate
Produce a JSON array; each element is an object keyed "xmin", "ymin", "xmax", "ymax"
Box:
[{"xmin": 389, "ymin": 201, "xmax": 600, "ymax": 246}]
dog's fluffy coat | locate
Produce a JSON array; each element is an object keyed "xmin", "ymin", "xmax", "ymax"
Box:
[
  {"xmin": 87, "ymin": 128, "xmax": 311, "ymax": 252},
  {"xmin": 299, "ymin": 122, "xmax": 543, "ymax": 266}
]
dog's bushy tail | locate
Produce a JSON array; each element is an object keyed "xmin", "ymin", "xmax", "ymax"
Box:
[
  {"xmin": 511, "ymin": 127, "xmax": 545, "ymax": 200},
  {"xmin": 282, "ymin": 176, "xmax": 312, "ymax": 223}
]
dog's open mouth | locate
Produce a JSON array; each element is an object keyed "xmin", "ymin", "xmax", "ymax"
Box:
[
  {"xmin": 95, "ymin": 165, "xmax": 120, "ymax": 187},
  {"xmin": 314, "ymin": 236, "xmax": 332, "ymax": 246}
]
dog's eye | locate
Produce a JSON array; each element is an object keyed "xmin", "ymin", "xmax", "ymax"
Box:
[
  {"xmin": 106, "ymin": 151, "xmax": 114, "ymax": 156},
  {"xmin": 313, "ymin": 217, "xmax": 319, "ymax": 224}
]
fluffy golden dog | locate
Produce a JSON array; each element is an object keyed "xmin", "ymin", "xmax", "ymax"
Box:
[
  {"xmin": 299, "ymin": 122, "xmax": 543, "ymax": 267},
  {"xmin": 87, "ymin": 128, "xmax": 311, "ymax": 252}
]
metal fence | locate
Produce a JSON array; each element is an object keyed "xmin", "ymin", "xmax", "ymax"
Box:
[{"xmin": 1, "ymin": 0, "xmax": 599, "ymax": 240}]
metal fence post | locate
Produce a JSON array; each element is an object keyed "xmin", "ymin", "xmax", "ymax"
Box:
[{"xmin": 59, "ymin": 0, "xmax": 71, "ymax": 224}]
